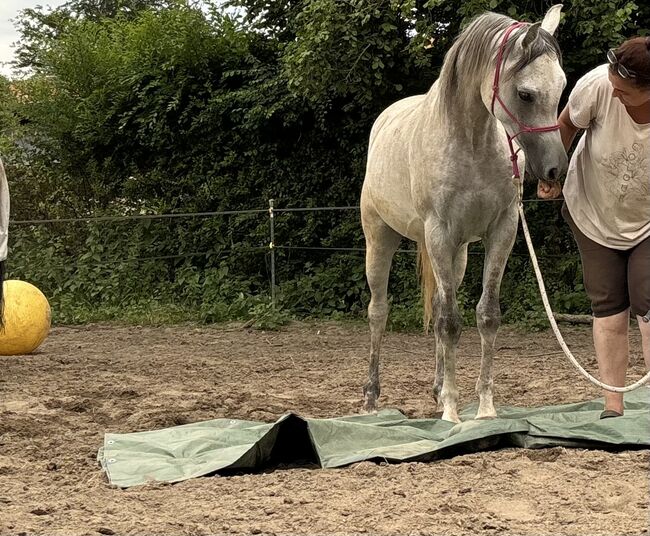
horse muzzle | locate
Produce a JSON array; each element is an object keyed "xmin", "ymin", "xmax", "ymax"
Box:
[{"xmin": 536, "ymin": 178, "xmax": 563, "ymax": 199}]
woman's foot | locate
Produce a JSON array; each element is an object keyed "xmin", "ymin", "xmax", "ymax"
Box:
[{"xmin": 600, "ymin": 409, "xmax": 624, "ymax": 419}]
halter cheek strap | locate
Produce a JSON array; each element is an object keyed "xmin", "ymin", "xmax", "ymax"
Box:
[{"xmin": 491, "ymin": 22, "xmax": 561, "ymax": 181}]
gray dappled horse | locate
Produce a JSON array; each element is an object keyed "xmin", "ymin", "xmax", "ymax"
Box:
[{"xmin": 361, "ymin": 6, "xmax": 567, "ymax": 422}]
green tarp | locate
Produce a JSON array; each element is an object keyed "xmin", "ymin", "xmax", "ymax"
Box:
[{"xmin": 98, "ymin": 389, "xmax": 650, "ymax": 488}]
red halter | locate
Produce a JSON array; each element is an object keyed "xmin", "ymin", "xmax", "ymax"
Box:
[{"xmin": 491, "ymin": 22, "xmax": 561, "ymax": 180}]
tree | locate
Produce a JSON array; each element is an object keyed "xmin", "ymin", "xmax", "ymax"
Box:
[
  {"xmin": 2, "ymin": 0, "xmax": 647, "ymax": 323},
  {"xmin": 13, "ymin": 0, "xmax": 173, "ymax": 71}
]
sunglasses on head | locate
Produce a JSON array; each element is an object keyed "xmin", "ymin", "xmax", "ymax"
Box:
[{"xmin": 607, "ymin": 49, "xmax": 639, "ymax": 79}]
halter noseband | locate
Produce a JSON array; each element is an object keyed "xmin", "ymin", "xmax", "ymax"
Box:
[{"xmin": 491, "ymin": 22, "xmax": 561, "ymax": 181}]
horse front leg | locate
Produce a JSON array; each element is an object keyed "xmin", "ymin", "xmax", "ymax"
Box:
[
  {"xmin": 475, "ymin": 212, "xmax": 518, "ymax": 419},
  {"xmin": 432, "ymin": 244, "xmax": 468, "ymax": 413},
  {"xmin": 426, "ymin": 232, "xmax": 463, "ymax": 423}
]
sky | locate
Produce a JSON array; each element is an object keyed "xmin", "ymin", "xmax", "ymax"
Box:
[{"xmin": 0, "ymin": 0, "xmax": 68, "ymax": 78}]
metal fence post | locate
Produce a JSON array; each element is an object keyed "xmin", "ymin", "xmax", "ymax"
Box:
[{"xmin": 268, "ymin": 199, "xmax": 276, "ymax": 307}]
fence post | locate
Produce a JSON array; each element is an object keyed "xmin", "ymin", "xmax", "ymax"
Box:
[{"xmin": 268, "ymin": 199, "xmax": 276, "ymax": 307}]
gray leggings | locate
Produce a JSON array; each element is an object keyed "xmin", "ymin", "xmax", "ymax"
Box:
[{"xmin": 562, "ymin": 202, "xmax": 650, "ymax": 319}]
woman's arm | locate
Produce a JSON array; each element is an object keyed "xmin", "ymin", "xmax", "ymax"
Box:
[{"xmin": 558, "ymin": 104, "xmax": 580, "ymax": 151}]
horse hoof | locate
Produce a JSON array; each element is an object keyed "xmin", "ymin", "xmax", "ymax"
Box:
[
  {"xmin": 476, "ymin": 406, "xmax": 497, "ymax": 420},
  {"xmin": 362, "ymin": 398, "xmax": 377, "ymax": 414},
  {"xmin": 441, "ymin": 411, "xmax": 461, "ymax": 424}
]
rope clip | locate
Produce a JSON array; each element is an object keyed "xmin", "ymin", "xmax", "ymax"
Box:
[{"xmin": 512, "ymin": 175, "xmax": 523, "ymax": 204}]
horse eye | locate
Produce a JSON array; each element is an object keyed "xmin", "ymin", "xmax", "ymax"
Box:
[{"xmin": 518, "ymin": 91, "xmax": 534, "ymax": 103}]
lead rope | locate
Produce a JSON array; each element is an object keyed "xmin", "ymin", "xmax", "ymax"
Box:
[
  {"xmin": 516, "ymin": 189, "xmax": 650, "ymax": 392},
  {"xmin": 495, "ymin": 21, "xmax": 649, "ymax": 392}
]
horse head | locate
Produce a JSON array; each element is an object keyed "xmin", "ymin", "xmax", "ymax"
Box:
[{"xmin": 481, "ymin": 5, "xmax": 568, "ymax": 194}]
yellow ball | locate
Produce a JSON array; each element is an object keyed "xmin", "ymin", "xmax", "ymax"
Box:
[{"xmin": 0, "ymin": 280, "xmax": 51, "ymax": 355}]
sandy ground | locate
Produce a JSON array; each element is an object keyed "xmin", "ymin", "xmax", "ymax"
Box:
[{"xmin": 0, "ymin": 321, "xmax": 648, "ymax": 536}]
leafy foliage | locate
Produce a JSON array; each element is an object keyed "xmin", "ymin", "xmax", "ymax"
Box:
[{"xmin": 1, "ymin": 0, "xmax": 646, "ymax": 327}]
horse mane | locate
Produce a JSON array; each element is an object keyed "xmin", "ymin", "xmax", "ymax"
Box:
[{"xmin": 436, "ymin": 11, "xmax": 562, "ymax": 122}]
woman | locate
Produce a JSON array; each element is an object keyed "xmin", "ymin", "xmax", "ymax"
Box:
[{"xmin": 541, "ymin": 37, "xmax": 650, "ymax": 418}]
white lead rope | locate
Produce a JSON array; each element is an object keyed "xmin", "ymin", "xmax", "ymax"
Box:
[{"xmin": 517, "ymin": 201, "xmax": 650, "ymax": 393}]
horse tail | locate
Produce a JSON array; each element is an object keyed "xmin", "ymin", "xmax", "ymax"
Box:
[{"xmin": 417, "ymin": 243, "xmax": 436, "ymax": 334}]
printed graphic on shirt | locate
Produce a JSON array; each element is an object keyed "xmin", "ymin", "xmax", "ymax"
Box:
[{"xmin": 603, "ymin": 142, "xmax": 650, "ymax": 203}]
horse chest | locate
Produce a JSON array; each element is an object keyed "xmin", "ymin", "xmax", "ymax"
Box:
[{"xmin": 432, "ymin": 187, "xmax": 516, "ymax": 241}]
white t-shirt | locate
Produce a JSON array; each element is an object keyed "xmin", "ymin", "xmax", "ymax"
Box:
[{"xmin": 564, "ymin": 64, "xmax": 650, "ymax": 250}]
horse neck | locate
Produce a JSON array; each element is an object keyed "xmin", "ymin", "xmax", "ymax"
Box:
[{"xmin": 424, "ymin": 81, "xmax": 501, "ymax": 149}]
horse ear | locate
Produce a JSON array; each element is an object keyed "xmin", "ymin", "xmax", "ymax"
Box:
[
  {"xmin": 541, "ymin": 4, "xmax": 563, "ymax": 35},
  {"xmin": 522, "ymin": 22, "xmax": 541, "ymax": 49}
]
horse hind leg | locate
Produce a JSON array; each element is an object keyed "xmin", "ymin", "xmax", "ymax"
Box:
[{"xmin": 362, "ymin": 213, "xmax": 402, "ymax": 412}]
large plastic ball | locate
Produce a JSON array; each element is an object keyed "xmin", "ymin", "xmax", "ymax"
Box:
[{"xmin": 0, "ymin": 280, "xmax": 51, "ymax": 355}]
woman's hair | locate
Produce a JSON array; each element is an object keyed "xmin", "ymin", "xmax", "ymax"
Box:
[{"xmin": 614, "ymin": 36, "xmax": 650, "ymax": 89}]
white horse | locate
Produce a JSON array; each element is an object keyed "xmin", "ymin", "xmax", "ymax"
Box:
[{"xmin": 361, "ymin": 6, "xmax": 567, "ymax": 422}]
